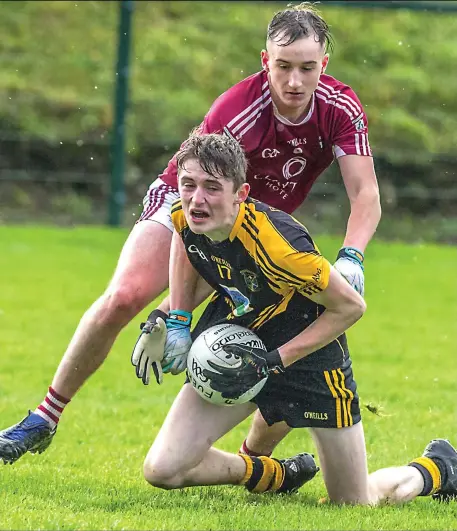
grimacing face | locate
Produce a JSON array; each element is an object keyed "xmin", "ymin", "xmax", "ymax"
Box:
[
  {"xmin": 261, "ymin": 36, "xmax": 329, "ymax": 121},
  {"xmin": 178, "ymin": 158, "xmax": 250, "ymax": 241}
]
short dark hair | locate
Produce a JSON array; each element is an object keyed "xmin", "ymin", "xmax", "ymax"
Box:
[
  {"xmin": 176, "ymin": 131, "xmax": 247, "ymax": 191},
  {"xmin": 267, "ymin": 2, "xmax": 334, "ymax": 53}
]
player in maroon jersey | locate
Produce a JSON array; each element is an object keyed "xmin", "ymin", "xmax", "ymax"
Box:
[
  {"xmin": 152, "ymin": 48, "xmax": 372, "ymax": 216},
  {"xmin": 0, "ymin": 2, "xmax": 381, "ymax": 466}
]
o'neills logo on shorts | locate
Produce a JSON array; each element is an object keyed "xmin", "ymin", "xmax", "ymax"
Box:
[{"xmin": 304, "ymin": 411, "xmax": 328, "ymax": 421}]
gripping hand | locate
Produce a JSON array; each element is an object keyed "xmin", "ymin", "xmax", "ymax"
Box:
[
  {"xmin": 202, "ymin": 343, "xmax": 285, "ymax": 400},
  {"xmin": 162, "ymin": 310, "xmax": 193, "ymax": 375},
  {"xmin": 334, "ymin": 246, "xmax": 365, "ymax": 297},
  {"xmin": 131, "ymin": 309, "xmax": 168, "ymax": 385}
]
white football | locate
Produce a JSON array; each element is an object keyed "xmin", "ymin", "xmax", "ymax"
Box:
[{"xmin": 187, "ymin": 323, "xmax": 268, "ymax": 406}]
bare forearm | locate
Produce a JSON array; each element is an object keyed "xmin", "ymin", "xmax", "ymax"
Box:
[
  {"xmin": 158, "ymin": 278, "xmax": 214, "ymax": 314},
  {"xmin": 278, "ymin": 305, "xmax": 364, "ymax": 367},
  {"xmin": 343, "ymin": 190, "xmax": 381, "ymax": 252},
  {"xmin": 169, "ymin": 231, "xmax": 200, "ymax": 312}
]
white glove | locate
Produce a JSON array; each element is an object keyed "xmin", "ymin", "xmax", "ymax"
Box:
[
  {"xmin": 131, "ymin": 309, "xmax": 168, "ymax": 385},
  {"xmin": 162, "ymin": 310, "xmax": 193, "ymax": 375},
  {"xmin": 334, "ymin": 247, "xmax": 365, "ymax": 297}
]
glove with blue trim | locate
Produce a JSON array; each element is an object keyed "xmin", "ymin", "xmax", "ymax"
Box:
[
  {"xmin": 162, "ymin": 310, "xmax": 193, "ymax": 375},
  {"xmin": 333, "ymin": 246, "xmax": 365, "ymax": 297}
]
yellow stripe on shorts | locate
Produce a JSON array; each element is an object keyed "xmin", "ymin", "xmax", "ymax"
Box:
[
  {"xmin": 338, "ymin": 367, "xmax": 354, "ymax": 426},
  {"xmin": 332, "ymin": 369, "xmax": 348, "ymax": 427},
  {"xmin": 324, "ymin": 370, "xmax": 342, "ymax": 428}
]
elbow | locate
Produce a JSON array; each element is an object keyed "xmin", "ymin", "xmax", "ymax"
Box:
[
  {"xmin": 364, "ymin": 184, "xmax": 382, "ymax": 221},
  {"xmin": 345, "ymin": 293, "xmax": 366, "ymax": 325},
  {"xmin": 354, "ymin": 183, "xmax": 382, "ymax": 222},
  {"xmin": 352, "ymin": 296, "xmax": 367, "ymax": 323}
]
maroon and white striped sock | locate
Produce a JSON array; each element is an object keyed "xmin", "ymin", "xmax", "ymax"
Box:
[
  {"xmin": 34, "ymin": 386, "xmax": 70, "ymax": 429},
  {"xmin": 239, "ymin": 438, "xmax": 272, "ymax": 458}
]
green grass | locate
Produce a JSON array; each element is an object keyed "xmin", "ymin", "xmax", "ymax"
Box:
[{"xmin": 0, "ymin": 226, "xmax": 456, "ymax": 530}]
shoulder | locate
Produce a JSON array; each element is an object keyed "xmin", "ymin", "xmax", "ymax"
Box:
[
  {"xmin": 315, "ymin": 73, "xmax": 365, "ymax": 123},
  {"xmin": 242, "ymin": 201, "xmax": 330, "ymax": 291},
  {"xmin": 250, "ymin": 201, "xmax": 319, "ymax": 255},
  {"xmin": 170, "ymin": 199, "xmax": 188, "ymax": 233},
  {"xmin": 206, "ymin": 71, "xmax": 271, "ymax": 139}
]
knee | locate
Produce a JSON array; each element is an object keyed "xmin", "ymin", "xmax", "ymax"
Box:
[
  {"xmin": 143, "ymin": 456, "xmax": 185, "ymax": 491},
  {"xmin": 99, "ymin": 282, "xmax": 150, "ymax": 327},
  {"xmin": 377, "ymin": 478, "xmax": 418, "ymax": 504},
  {"xmin": 366, "ymin": 466, "xmax": 419, "ymax": 505}
]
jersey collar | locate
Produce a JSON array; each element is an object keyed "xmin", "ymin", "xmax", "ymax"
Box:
[
  {"xmin": 228, "ymin": 202, "xmax": 246, "ymax": 242},
  {"xmin": 273, "ymin": 93, "xmax": 315, "ymax": 126}
]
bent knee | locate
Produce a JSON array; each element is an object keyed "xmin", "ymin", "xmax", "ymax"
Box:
[
  {"xmin": 143, "ymin": 458, "xmax": 185, "ymax": 491},
  {"xmin": 99, "ymin": 283, "xmax": 151, "ymax": 326}
]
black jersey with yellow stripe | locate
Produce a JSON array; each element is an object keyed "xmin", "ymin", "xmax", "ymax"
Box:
[{"xmin": 171, "ymin": 197, "xmax": 331, "ymax": 331}]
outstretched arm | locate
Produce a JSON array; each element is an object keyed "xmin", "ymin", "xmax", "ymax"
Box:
[
  {"xmin": 338, "ymin": 155, "xmax": 381, "ymax": 252},
  {"xmin": 334, "ymin": 155, "xmax": 381, "ymax": 297},
  {"xmin": 158, "ymin": 230, "xmax": 203, "ymax": 375}
]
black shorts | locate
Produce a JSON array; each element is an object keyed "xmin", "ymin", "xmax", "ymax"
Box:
[
  {"xmin": 252, "ymin": 356, "xmax": 360, "ymax": 428},
  {"xmin": 191, "ymin": 293, "xmax": 361, "ymax": 429}
]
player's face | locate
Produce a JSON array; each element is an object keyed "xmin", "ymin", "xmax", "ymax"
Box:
[
  {"xmin": 178, "ymin": 158, "xmax": 250, "ymax": 241},
  {"xmin": 262, "ymin": 36, "xmax": 329, "ymax": 121}
]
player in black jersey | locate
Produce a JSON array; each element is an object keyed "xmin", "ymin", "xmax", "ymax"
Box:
[{"xmin": 137, "ymin": 132, "xmax": 457, "ymax": 504}]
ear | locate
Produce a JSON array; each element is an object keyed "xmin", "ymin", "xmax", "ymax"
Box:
[
  {"xmin": 261, "ymin": 49, "xmax": 269, "ymax": 72},
  {"xmin": 235, "ymin": 183, "xmax": 250, "ymax": 203},
  {"xmin": 321, "ymin": 54, "xmax": 329, "ymax": 74}
]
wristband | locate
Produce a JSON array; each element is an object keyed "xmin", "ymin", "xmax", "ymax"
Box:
[
  {"xmin": 167, "ymin": 309, "xmax": 192, "ymax": 328},
  {"xmin": 336, "ymin": 246, "xmax": 364, "ymax": 267},
  {"xmin": 266, "ymin": 349, "xmax": 285, "ymax": 375}
]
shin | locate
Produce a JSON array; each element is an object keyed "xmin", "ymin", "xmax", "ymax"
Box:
[
  {"xmin": 310, "ymin": 423, "xmax": 371, "ymax": 504},
  {"xmin": 242, "ymin": 409, "xmax": 292, "ymax": 456}
]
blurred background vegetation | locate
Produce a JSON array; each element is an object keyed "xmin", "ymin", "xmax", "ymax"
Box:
[{"xmin": 0, "ymin": 1, "xmax": 456, "ymax": 243}]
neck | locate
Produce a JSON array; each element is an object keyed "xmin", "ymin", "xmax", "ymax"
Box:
[
  {"xmin": 269, "ymin": 83, "xmax": 312, "ymax": 123},
  {"xmin": 274, "ymin": 97, "xmax": 312, "ymax": 123}
]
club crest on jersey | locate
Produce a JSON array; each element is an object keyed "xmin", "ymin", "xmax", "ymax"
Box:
[
  {"xmin": 352, "ymin": 114, "xmax": 366, "ymax": 132},
  {"xmin": 241, "ymin": 269, "xmax": 260, "ymax": 292},
  {"xmin": 282, "ymin": 157, "xmax": 307, "ymax": 180}
]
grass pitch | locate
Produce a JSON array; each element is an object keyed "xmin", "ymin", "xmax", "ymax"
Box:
[{"xmin": 0, "ymin": 225, "xmax": 456, "ymax": 530}]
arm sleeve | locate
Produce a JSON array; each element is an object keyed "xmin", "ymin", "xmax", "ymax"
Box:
[
  {"xmin": 331, "ymin": 86, "xmax": 372, "ymax": 158},
  {"xmin": 280, "ymin": 250, "xmax": 331, "ymax": 296},
  {"xmin": 259, "ymin": 216, "xmax": 331, "ymax": 296},
  {"xmin": 294, "ymin": 254, "xmax": 331, "ymax": 296},
  {"xmin": 170, "ymin": 199, "xmax": 188, "ymax": 234}
]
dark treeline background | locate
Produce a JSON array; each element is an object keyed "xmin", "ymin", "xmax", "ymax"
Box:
[{"xmin": 0, "ymin": 1, "xmax": 456, "ymax": 242}]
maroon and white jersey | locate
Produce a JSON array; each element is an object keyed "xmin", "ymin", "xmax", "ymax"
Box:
[{"xmin": 159, "ymin": 70, "xmax": 372, "ymax": 214}]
